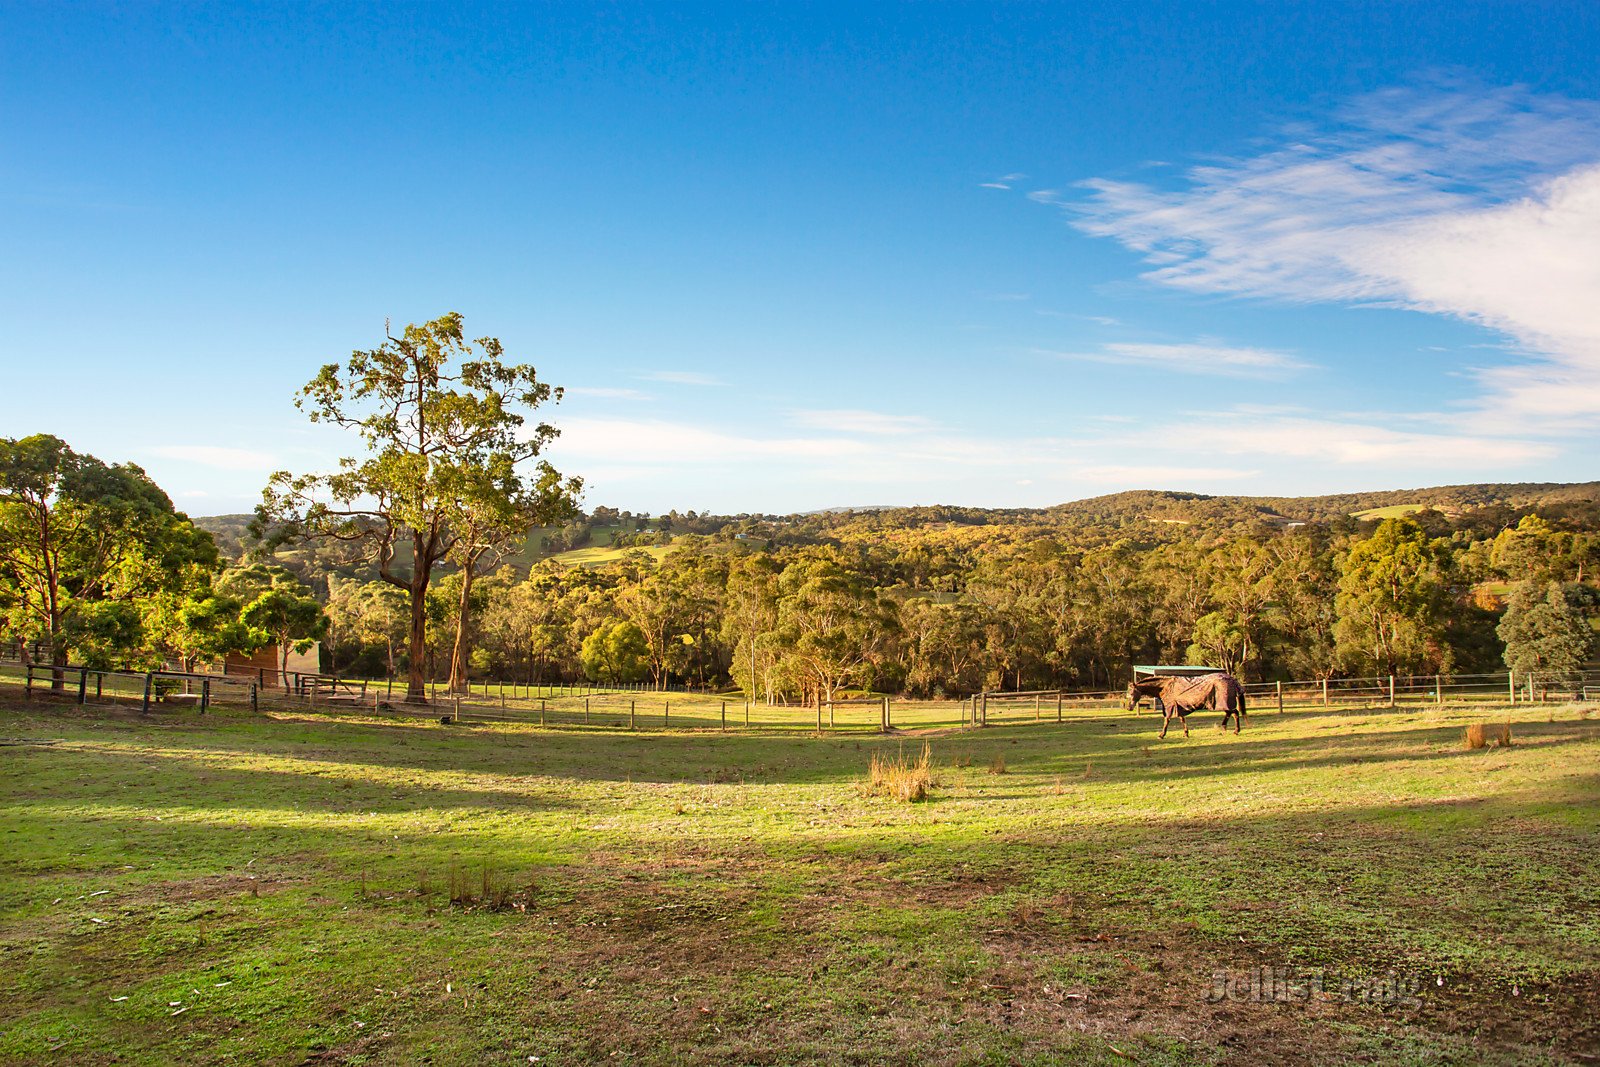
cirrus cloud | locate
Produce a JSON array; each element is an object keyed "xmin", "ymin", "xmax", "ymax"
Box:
[
  {"xmin": 1043, "ymin": 340, "xmax": 1312, "ymax": 378},
  {"xmin": 1068, "ymin": 81, "xmax": 1600, "ymax": 427}
]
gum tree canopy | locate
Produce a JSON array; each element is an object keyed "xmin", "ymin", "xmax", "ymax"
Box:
[
  {"xmin": 260, "ymin": 313, "xmax": 580, "ymax": 702},
  {"xmin": 0, "ymin": 434, "xmax": 217, "ymax": 681}
]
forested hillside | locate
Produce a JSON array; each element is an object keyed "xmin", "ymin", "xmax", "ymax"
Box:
[{"xmin": 180, "ymin": 481, "xmax": 1600, "ymax": 698}]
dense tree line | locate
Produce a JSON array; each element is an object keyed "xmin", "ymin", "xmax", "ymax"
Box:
[
  {"xmin": 312, "ymin": 506, "xmax": 1597, "ymax": 700},
  {"xmin": 7, "ymin": 429, "xmax": 1598, "ymax": 700}
]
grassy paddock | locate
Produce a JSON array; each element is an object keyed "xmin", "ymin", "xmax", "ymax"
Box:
[{"xmin": 1, "ymin": 698, "xmax": 1597, "ymax": 1064}]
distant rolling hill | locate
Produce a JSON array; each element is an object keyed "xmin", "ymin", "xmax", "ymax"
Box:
[{"xmin": 191, "ymin": 479, "xmax": 1600, "ymax": 579}]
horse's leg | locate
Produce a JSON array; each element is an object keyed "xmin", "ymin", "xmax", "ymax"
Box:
[
  {"xmin": 1181, "ymin": 711, "xmax": 1190, "ymax": 738},
  {"xmin": 1158, "ymin": 709, "xmax": 1169, "ymax": 739},
  {"xmin": 1234, "ymin": 700, "xmax": 1243, "ymax": 734}
]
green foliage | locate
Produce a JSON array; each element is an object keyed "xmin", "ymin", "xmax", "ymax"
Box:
[
  {"xmin": 579, "ymin": 620, "xmax": 650, "ymax": 683},
  {"xmin": 0, "ymin": 434, "xmax": 219, "ymax": 669},
  {"xmin": 1498, "ymin": 581, "xmax": 1597, "ymax": 674},
  {"xmin": 1186, "ymin": 612, "xmax": 1245, "ymax": 673},
  {"xmin": 1333, "ymin": 518, "xmax": 1451, "ymax": 676},
  {"xmin": 58, "ymin": 601, "xmax": 144, "ymax": 670}
]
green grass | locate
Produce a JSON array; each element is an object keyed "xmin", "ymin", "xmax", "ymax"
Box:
[
  {"xmin": 1351, "ymin": 503, "xmax": 1426, "ymax": 520},
  {"xmin": 2, "ymin": 698, "xmax": 1597, "ymax": 1064},
  {"xmin": 544, "ymin": 542, "xmax": 673, "ymax": 568}
]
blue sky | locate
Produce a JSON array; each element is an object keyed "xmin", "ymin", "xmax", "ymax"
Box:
[{"xmin": 4, "ymin": 2, "xmax": 1598, "ymax": 515}]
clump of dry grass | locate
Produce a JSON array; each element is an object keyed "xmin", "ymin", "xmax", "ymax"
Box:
[
  {"xmin": 866, "ymin": 742, "xmax": 935, "ymax": 802},
  {"xmin": 415, "ymin": 863, "xmax": 532, "ymax": 910},
  {"xmin": 1464, "ymin": 722, "xmax": 1513, "ymax": 749},
  {"xmin": 987, "ymin": 754, "xmax": 1007, "ymax": 775}
]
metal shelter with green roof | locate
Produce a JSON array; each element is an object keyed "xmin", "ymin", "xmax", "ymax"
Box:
[{"xmin": 1132, "ymin": 665, "xmax": 1224, "ymax": 680}]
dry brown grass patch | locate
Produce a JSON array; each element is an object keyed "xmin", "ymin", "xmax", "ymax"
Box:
[
  {"xmin": 866, "ymin": 742, "xmax": 935, "ymax": 802},
  {"xmin": 1465, "ymin": 722, "xmax": 1513, "ymax": 749}
]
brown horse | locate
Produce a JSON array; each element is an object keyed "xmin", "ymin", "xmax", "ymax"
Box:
[{"xmin": 1125, "ymin": 673, "xmax": 1247, "ymax": 738}]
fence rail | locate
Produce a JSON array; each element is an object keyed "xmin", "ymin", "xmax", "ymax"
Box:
[{"xmin": 2, "ymin": 659, "xmax": 1594, "ymax": 734}]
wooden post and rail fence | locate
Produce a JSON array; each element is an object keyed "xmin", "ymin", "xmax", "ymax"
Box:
[{"xmin": 4, "ymin": 656, "xmax": 1594, "ymax": 732}]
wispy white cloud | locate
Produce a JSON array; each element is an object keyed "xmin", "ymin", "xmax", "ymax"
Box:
[
  {"xmin": 639, "ymin": 371, "xmax": 724, "ymax": 387},
  {"xmin": 1112, "ymin": 412, "xmax": 1555, "ymax": 468},
  {"xmin": 1066, "ymin": 81, "xmax": 1600, "ymax": 425},
  {"xmin": 150, "ymin": 445, "xmax": 276, "ymax": 470},
  {"xmin": 981, "ymin": 173, "xmax": 1027, "ymax": 190},
  {"xmin": 551, "ymin": 418, "xmax": 863, "ymax": 464},
  {"xmin": 1043, "ymin": 340, "xmax": 1312, "ymax": 377},
  {"xmin": 788, "ymin": 409, "xmax": 936, "ymax": 435}
]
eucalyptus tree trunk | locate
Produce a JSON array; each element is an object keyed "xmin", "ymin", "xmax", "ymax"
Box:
[{"xmin": 447, "ymin": 553, "xmax": 482, "ymax": 694}]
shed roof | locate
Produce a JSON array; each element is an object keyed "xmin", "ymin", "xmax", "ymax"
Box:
[{"xmin": 1132, "ymin": 664, "xmax": 1223, "ymax": 678}]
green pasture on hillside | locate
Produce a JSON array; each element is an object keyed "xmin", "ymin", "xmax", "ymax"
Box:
[
  {"xmin": 1, "ymin": 697, "xmax": 1597, "ymax": 1065},
  {"xmin": 1350, "ymin": 503, "xmax": 1426, "ymax": 520}
]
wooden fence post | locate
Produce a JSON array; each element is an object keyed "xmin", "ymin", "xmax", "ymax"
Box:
[
  {"xmin": 630, "ymin": 700, "xmax": 636, "ymax": 729},
  {"xmin": 77, "ymin": 668, "xmax": 87, "ymax": 705},
  {"xmin": 881, "ymin": 696, "xmax": 889, "ymax": 733},
  {"xmin": 540, "ymin": 698, "xmax": 546, "ymax": 726},
  {"xmin": 1321, "ymin": 677, "xmax": 1328, "ymax": 707},
  {"xmin": 584, "ymin": 696, "xmax": 590, "ymax": 725},
  {"xmin": 1508, "ymin": 670, "xmax": 1515, "ymax": 705},
  {"xmin": 1388, "ymin": 675, "xmax": 1396, "ymax": 707},
  {"xmin": 664, "ymin": 700, "xmax": 670, "ymax": 727},
  {"xmin": 201, "ymin": 679, "xmax": 210, "ymax": 712},
  {"xmin": 745, "ymin": 699, "xmax": 750, "ymax": 727},
  {"xmin": 142, "ymin": 672, "xmax": 153, "ymax": 713},
  {"xmin": 1276, "ymin": 680, "xmax": 1283, "ymax": 714},
  {"xmin": 721, "ymin": 700, "xmax": 726, "ymax": 732},
  {"xmin": 250, "ymin": 683, "xmax": 258, "ymax": 712},
  {"xmin": 1435, "ymin": 675, "xmax": 1442, "ymax": 705},
  {"xmin": 828, "ymin": 701, "xmax": 834, "ymax": 729},
  {"xmin": 1057, "ymin": 692, "xmax": 1063, "ymax": 722}
]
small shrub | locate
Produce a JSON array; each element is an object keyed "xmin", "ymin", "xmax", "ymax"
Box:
[
  {"xmin": 866, "ymin": 742, "xmax": 934, "ymax": 802},
  {"xmin": 1495, "ymin": 722, "xmax": 1513, "ymax": 748},
  {"xmin": 987, "ymin": 754, "xmax": 1007, "ymax": 775},
  {"xmin": 1465, "ymin": 723, "xmax": 1486, "ymax": 749}
]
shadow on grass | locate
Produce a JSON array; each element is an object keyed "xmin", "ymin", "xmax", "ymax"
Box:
[{"xmin": 4, "ymin": 697, "xmax": 1598, "ymax": 792}]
